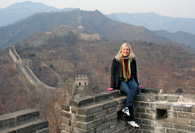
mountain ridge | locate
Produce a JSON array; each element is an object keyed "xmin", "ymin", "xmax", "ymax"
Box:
[
  {"xmin": 0, "ymin": 9, "xmax": 171, "ymax": 49},
  {"xmin": 107, "ymin": 12, "xmax": 195, "ymax": 34},
  {"xmin": 0, "ymin": 1, "xmax": 74, "ymax": 27},
  {"xmin": 0, "ymin": 1, "xmax": 195, "ymax": 49}
]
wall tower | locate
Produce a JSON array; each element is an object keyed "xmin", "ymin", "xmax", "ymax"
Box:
[{"xmin": 75, "ymin": 74, "xmax": 88, "ymax": 87}]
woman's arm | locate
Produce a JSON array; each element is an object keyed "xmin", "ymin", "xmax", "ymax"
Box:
[{"xmin": 110, "ymin": 58, "xmax": 116, "ymax": 89}]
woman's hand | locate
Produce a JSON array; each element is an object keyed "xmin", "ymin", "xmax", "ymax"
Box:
[
  {"xmin": 138, "ymin": 85, "xmax": 143, "ymax": 89},
  {"xmin": 107, "ymin": 88, "xmax": 114, "ymax": 91}
]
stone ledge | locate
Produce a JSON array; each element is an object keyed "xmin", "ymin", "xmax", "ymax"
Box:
[
  {"xmin": 140, "ymin": 88, "xmax": 163, "ymax": 94},
  {"xmin": 61, "ymin": 88, "xmax": 195, "ymax": 133},
  {"xmin": 0, "ymin": 108, "xmax": 39, "ymax": 130},
  {"xmin": 70, "ymin": 88, "xmax": 166, "ymax": 107},
  {"xmin": 0, "ymin": 119, "xmax": 48, "ymax": 133},
  {"xmin": 70, "ymin": 90, "xmax": 120, "ymax": 107}
]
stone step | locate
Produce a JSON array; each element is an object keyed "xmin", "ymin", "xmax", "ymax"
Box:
[
  {"xmin": 0, "ymin": 108, "xmax": 40, "ymax": 130},
  {"xmin": 0, "ymin": 119, "xmax": 48, "ymax": 133}
]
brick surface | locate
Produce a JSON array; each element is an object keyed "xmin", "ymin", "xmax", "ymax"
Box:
[
  {"xmin": 167, "ymin": 95, "xmax": 179, "ymax": 102},
  {"xmin": 61, "ymin": 103, "xmax": 70, "ymax": 111},
  {"xmin": 0, "ymin": 109, "xmax": 48, "ymax": 133},
  {"xmin": 61, "ymin": 117, "xmax": 71, "ymax": 126},
  {"xmin": 135, "ymin": 107, "xmax": 146, "ymax": 113},
  {"xmin": 135, "ymin": 94, "xmax": 157, "ymax": 102},
  {"xmin": 104, "ymin": 90, "xmax": 120, "ymax": 98},
  {"xmin": 145, "ymin": 108, "xmax": 156, "ymax": 115},
  {"xmin": 154, "ymin": 120, "xmax": 173, "ymax": 128},
  {"xmin": 141, "ymin": 102, "xmax": 151, "ymax": 108},
  {"xmin": 167, "ymin": 129, "xmax": 188, "ymax": 133},
  {"xmin": 140, "ymin": 124, "xmax": 154, "ymax": 130},
  {"xmin": 60, "ymin": 88, "xmax": 195, "ymax": 133},
  {"xmin": 142, "ymin": 119, "xmax": 154, "ymax": 125},
  {"xmin": 94, "ymin": 110, "xmax": 107, "ymax": 120},
  {"xmin": 94, "ymin": 93, "xmax": 111, "ymax": 103},
  {"xmin": 61, "ymin": 110, "xmax": 71, "ymax": 119},
  {"xmin": 178, "ymin": 112, "xmax": 192, "ymax": 119},
  {"xmin": 103, "ymin": 113, "xmax": 117, "ymax": 122},
  {"xmin": 140, "ymin": 88, "xmax": 163, "ymax": 94},
  {"xmin": 158, "ymin": 95, "xmax": 167, "ymax": 101},
  {"xmin": 75, "ymin": 114, "xmax": 94, "ymax": 122},
  {"xmin": 192, "ymin": 105, "xmax": 195, "ymax": 113},
  {"xmin": 102, "ymin": 100, "xmax": 118, "ymax": 110},
  {"xmin": 173, "ymin": 105, "xmax": 192, "ymax": 112},
  {"xmin": 95, "ymin": 121, "xmax": 110, "ymax": 132},
  {"xmin": 190, "ymin": 120, "xmax": 195, "ymax": 126},
  {"xmin": 104, "ymin": 125, "xmax": 118, "ymax": 133},
  {"xmin": 152, "ymin": 102, "xmax": 172, "ymax": 110},
  {"xmin": 77, "ymin": 118, "xmax": 103, "ymax": 130},
  {"xmin": 78, "ymin": 104, "xmax": 103, "ymax": 115},
  {"xmin": 70, "ymin": 96, "xmax": 95, "ymax": 107},
  {"xmin": 141, "ymin": 113, "xmax": 156, "ymax": 120},
  {"xmin": 168, "ymin": 111, "xmax": 177, "ymax": 117},
  {"xmin": 174, "ymin": 123, "xmax": 195, "ymax": 132},
  {"xmin": 167, "ymin": 117, "xmax": 189, "ymax": 124}
]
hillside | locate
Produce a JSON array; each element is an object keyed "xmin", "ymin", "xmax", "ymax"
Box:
[
  {"xmin": 0, "ymin": 9, "xmax": 170, "ymax": 49},
  {"xmin": 2, "ymin": 27, "xmax": 195, "ymax": 94},
  {"xmin": 0, "ymin": 28, "xmax": 194, "ymax": 131},
  {"xmin": 154, "ymin": 30, "xmax": 195, "ymax": 48}
]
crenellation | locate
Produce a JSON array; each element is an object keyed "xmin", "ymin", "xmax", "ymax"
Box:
[
  {"xmin": 61, "ymin": 88, "xmax": 195, "ymax": 133},
  {"xmin": 158, "ymin": 94, "xmax": 167, "ymax": 101},
  {"xmin": 166, "ymin": 94, "xmax": 180, "ymax": 102},
  {"xmin": 0, "ymin": 109, "xmax": 48, "ymax": 133}
]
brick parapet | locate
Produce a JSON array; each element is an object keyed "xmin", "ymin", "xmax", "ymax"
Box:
[
  {"xmin": 61, "ymin": 88, "xmax": 195, "ymax": 133},
  {"xmin": 0, "ymin": 108, "xmax": 49, "ymax": 133}
]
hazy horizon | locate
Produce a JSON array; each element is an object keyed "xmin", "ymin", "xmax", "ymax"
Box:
[{"xmin": 0, "ymin": 0, "xmax": 195, "ymax": 19}]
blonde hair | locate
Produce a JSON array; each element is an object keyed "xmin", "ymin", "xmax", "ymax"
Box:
[{"xmin": 116, "ymin": 43, "xmax": 136, "ymax": 60}]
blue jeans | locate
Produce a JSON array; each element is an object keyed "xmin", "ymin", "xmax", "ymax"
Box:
[{"xmin": 119, "ymin": 79, "xmax": 138, "ymax": 121}]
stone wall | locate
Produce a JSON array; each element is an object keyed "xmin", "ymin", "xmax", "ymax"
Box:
[
  {"xmin": 61, "ymin": 88, "xmax": 195, "ymax": 133},
  {"xmin": 0, "ymin": 108, "xmax": 49, "ymax": 133},
  {"xmin": 9, "ymin": 46, "xmax": 56, "ymax": 90}
]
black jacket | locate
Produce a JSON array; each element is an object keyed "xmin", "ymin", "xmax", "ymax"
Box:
[{"xmin": 110, "ymin": 57, "xmax": 139, "ymax": 89}]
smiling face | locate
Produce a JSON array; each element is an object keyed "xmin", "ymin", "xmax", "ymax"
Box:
[{"xmin": 121, "ymin": 46, "xmax": 130, "ymax": 57}]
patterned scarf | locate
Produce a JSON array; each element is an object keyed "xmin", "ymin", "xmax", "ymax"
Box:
[{"xmin": 120, "ymin": 57, "xmax": 131, "ymax": 82}]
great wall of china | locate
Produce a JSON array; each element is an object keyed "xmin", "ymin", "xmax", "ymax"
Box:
[
  {"xmin": 1, "ymin": 45, "xmax": 194, "ymax": 133},
  {"xmin": 0, "ymin": 75, "xmax": 195, "ymax": 132},
  {"xmin": 61, "ymin": 88, "xmax": 195, "ymax": 133},
  {"xmin": 9, "ymin": 45, "xmax": 56, "ymax": 90}
]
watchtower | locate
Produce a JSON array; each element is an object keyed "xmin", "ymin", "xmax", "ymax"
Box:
[{"xmin": 75, "ymin": 75, "xmax": 88, "ymax": 87}]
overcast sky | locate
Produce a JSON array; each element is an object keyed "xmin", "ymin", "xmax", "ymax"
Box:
[{"xmin": 0, "ymin": 0, "xmax": 195, "ymax": 18}]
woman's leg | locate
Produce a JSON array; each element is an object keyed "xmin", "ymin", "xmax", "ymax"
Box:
[
  {"xmin": 119, "ymin": 80, "xmax": 138, "ymax": 107},
  {"xmin": 127, "ymin": 80, "xmax": 138, "ymax": 121},
  {"xmin": 127, "ymin": 80, "xmax": 138, "ymax": 106},
  {"xmin": 119, "ymin": 80, "xmax": 131, "ymax": 107},
  {"xmin": 120, "ymin": 80, "xmax": 138, "ymax": 121}
]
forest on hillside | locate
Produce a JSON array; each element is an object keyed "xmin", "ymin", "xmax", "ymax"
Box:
[
  {"xmin": 14, "ymin": 31, "xmax": 195, "ymax": 94},
  {"xmin": 0, "ymin": 30, "xmax": 194, "ymax": 132}
]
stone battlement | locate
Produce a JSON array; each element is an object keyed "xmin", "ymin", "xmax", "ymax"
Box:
[
  {"xmin": 61, "ymin": 88, "xmax": 195, "ymax": 133},
  {"xmin": 0, "ymin": 108, "xmax": 48, "ymax": 133}
]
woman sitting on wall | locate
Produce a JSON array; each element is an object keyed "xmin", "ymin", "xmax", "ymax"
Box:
[{"xmin": 108, "ymin": 42, "xmax": 141, "ymax": 128}]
